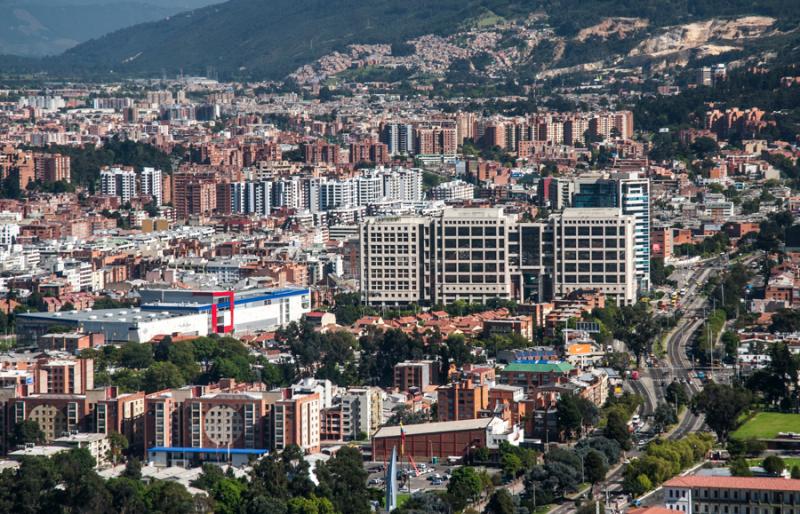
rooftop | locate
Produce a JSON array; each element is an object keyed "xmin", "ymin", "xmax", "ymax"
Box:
[
  {"xmin": 373, "ymin": 418, "xmax": 493, "ymax": 439},
  {"xmin": 664, "ymin": 476, "xmax": 800, "ymax": 492},
  {"xmin": 502, "ymin": 362, "xmax": 574, "ymax": 374}
]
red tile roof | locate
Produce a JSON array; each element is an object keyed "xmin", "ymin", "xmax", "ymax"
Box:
[
  {"xmin": 664, "ymin": 476, "xmax": 800, "ymax": 492},
  {"xmin": 629, "ymin": 508, "xmax": 674, "ymax": 514}
]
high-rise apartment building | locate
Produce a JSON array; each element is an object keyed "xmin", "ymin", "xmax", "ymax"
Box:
[
  {"xmin": 100, "ymin": 167, "xmax": 137, "ymax": 203},
  {"xmin": 230, "ymin": 181, "xmax": 271, "ymax": 217},
  {"xmin": 341, "ymin": 387, "xmax": 383, "ymax": 440},
  {"xmin": 617, "ymin": 172, "xmax": 651, "ymax": 291},
  {"xmin": 140, "ymin": 167, "xmax": 163, "ymax": 206},
  {"xmin": 34, "ymin": 153, "xmax": 71, "ymax": 183},
  {"xmin": 273, "ymin": 391, "xmax": 321, "ymax": 454},
  {"xmin": 380, "ymin": 123, "xmax": 414, "ymax": 156}
]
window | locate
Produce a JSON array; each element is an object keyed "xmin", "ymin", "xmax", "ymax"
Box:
[
  {"xmin": 445, "ymin": 227, "xmax": 456, "ymax": 236},
  {"xmin": 578, "ymin": 227, "xmax": 590, "ymax": 236},
  {"xmin": 458, "ymin": 227, "xmax": 469, "ymax": 236}
]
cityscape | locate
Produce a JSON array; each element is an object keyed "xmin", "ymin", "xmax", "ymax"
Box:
[{"xmin": 0, "ymin": 1, "xmax": 799, "ymax": 514}]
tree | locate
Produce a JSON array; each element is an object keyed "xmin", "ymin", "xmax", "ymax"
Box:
[
  {"xmin": 447, "ymin": 466, "xmax": 483, "ymax": 511},
  {"xmin": 729, "ymin": 457, "xmax": 753, "ymax": 477},
  {"xmin": 604, "ymin": 408, "xmax": 632, "ymax": 450},
  {"xmin": 59, "ymin": 302, "xmax": 75, "ymax": 312},
  {"xmin": 107, "ymin": 477, "xmax": 148, "ymax": 513},
  {"xmin": 145, "ymin": 480, "xmax": 195, "ymax": 514},
  {"xmin": 558, "ymin": 394, "xmax": 599, "ymax": 439},
  {"xmin": 213, "ymin": 478, "xmax": 248, "ymax": 514},
  {"xmin": 691, "ymin": 383, "xmax": 752, "ymax": 442},
  {"xmin": 142, "ymin": 361, "xmax": 185, "ymax": 392},
  {"xmin": 395, "ymin": 492, "xmax": 450, "ymax": 514},
  {"xmin": 583, "ymin": 449, "xmax": 609, "ymax": 487},
  {"xmin": 118, "ymin": 342, "xmax": 154, "ymax": 369},
  {"xmin": 485, "ymin": 489, "xmax": 515, "ymax": 514},
  {"xmin": 123, "ymin": 457, "xmax": 142, "ymax": 480},
  {"xmin": 762, "ymin": 455, "xmax": 785, "ymax": 476},
  {"xmin": 500, "ymin": 452, "xmax": 523, "ymax": 480},
  {"xmin": 314, "ymin": 446, "xmax": 370, "ymax": 514},
  {"xmin": 9, "ymin": 420, "xmax": 45, "ymax": 448},
  {"xmin": 665, "ymin": 381, "xmax": 689, "ymax": 407},
  {"xmin": 107, "ymin": 431, "xmax": 129, "ymax": 466},
  {"xmin": 653, "ymin": 403, "xmax": 678, "ymax": 433},
  {"xmin": 792, "ymin": 466, "xmax": 800, "ymax": 479}
]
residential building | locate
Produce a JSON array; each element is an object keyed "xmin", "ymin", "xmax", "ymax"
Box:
[
  {"xmin": 140, "ymin": 167, "xmax": 163, "ymax": 206},
  {"xmin": 273, "ymin": 390, "xmax": 321, "ymax": 454},
  {"xmin": 100, "ymin": 167, "xmax": 137, "ymax": 203},
  {"xmin": 341, "ymin": 387, "xmax": 383, "ymax": 440}
]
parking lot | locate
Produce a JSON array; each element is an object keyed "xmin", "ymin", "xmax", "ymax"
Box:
[{"xmin": 364, "ymin": 461, "xmax": 461, "ymax": 493}]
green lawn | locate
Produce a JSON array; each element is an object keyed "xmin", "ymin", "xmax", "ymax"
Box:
[
  {"xmin": 747, "ymin": 458, "xmax": 800, "ymax": 469},
  {"xmin": 396, "ymin": 493, "xmax": 410, "ymax": 508},
  {"xmin": 732, "ymin": 412, "xmax": 800, "ymax": 440}
]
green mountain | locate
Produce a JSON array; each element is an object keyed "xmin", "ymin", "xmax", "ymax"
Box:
[
  {"xmin": 2, "ymin": 0, "xmax": 800, "ymax": 80},
  {"xmin": 0, "ymin": 1, "xmax": 187, "ymax": 56}
]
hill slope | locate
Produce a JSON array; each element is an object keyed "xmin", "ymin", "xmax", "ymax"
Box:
[
  {"xmin": 3, "ymin": 0, "xmax": 800, "ymax": 80},
  {"xmin": 0, "ymin": 1, "xmax": 192, "ymax": 56}
]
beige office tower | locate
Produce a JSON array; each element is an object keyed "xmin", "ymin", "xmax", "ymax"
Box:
[{"xmin": 551, "ymin": 208, "xmax": 637, "ymax": 305}]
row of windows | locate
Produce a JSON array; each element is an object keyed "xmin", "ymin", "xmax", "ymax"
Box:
[
  {"xmin": 564, "ymin": 263, "xmax": 623, "ymax": 272},
  {"xmin": 443, "ymin": 275, "xmax": 504, "ymax": 284},
  {"xmin": 444, "ymin": 262, "xmax": 506, "ymax": 273},
  {"xmin": 370, "ymin": 269, "xmax": 413, "ymax": 278},
  {"xmin": 444, "ymin": 226, "xmax": 504, "ymax": 236},
  {"xmin": 369, "ymin": 245, "xmax": 418, "ymax": 254},
  {"xmin": 563, "ymin": 226, "xmax": 620, "ymax": 236},
  {"xmin": 444, "ymin": 238, "xmax": 503, "ymax": 249},
  {"xmin": 560, "ymin": 238, "xmax": 626, "ymax": 249},
  {"xmin": 560, "ymin": 275, "xmax": 625, "ymax": 284},
  {"xmin": 443, "ymin": 250, "xmax": 505, "ymax": 261},
  {"xmin": 563, "ymin": 251, "xmax": 626, "ymax": 261}
]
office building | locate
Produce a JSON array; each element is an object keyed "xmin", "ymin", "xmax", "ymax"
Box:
[
  {"xmin": 360, "ymin": 207, "xmax": 513, "ymax": 307},
  {"xmin": 551, "ymin": 208, "xmax": 637, "ymax": 305},
  {"xmin": 557, "ymin": 172, "xmax": 651, "ymax": 292}
]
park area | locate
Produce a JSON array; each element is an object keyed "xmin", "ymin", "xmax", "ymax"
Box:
[{"xmin": 732, "ymin": 412, "xmax": 800, "ymax": 440}]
